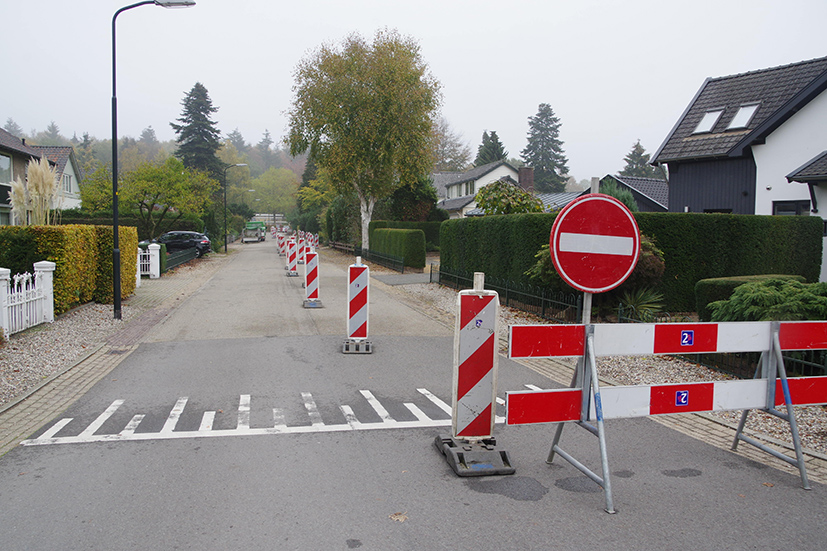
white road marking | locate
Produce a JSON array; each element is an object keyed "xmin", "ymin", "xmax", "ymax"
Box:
[
  {"xmin": 20, "ymin": 387, "xmax": 524, "ymax": 447},
  {"xmin": 161, "ymin": 397, "xmax": 188, "ymax": 434}
]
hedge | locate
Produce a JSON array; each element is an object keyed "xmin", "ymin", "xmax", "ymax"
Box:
[
  {"xmin": 440, "ymin": 212, "xmax": 822, "ymax": 312},
  {"xmin": 0, "ymin": 224, "xmax": 138, "ymax": 313},
  {"xmin": 695, "ymin": 274, "xmax": 805, "ymax": 321},
  {"xmin": 369, "ymin": 220, "xmax": 442, "ymax": 248},
  {"xmin": 371, "ymin": 228, "xmax": 426, "ymax": 269}
]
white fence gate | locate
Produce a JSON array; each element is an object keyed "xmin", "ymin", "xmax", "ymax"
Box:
[{"xmin": 0, "ymin": 261, "xmax": 56, "ymax": 338}]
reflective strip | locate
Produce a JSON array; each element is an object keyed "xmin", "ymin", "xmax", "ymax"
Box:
[
  {"xmin": 305, "ymin": 252, "xmax": 318, "ymax": 299},
  {"xmin": 348, "ymin": 265, "xmax": 369, "ymax": 339}
]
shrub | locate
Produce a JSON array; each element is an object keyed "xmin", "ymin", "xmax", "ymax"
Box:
[
  {"xmin": 695, "ymin": 274, "xmax": 805, "ymax": 321},
  {"xmin": 371, "ymin": 228, "xmax": 426, "ymax": 268},
  {"xmin": 708, "ymin": 279, "xmax": 827, "ymax": 321}
]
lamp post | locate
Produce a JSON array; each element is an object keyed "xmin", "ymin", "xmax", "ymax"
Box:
[
  {"xmin": 223, "ymin": 163, "xmax": 247, "ymax": 253},
  {"xmin": 111, "ymin": 0, "xmax": 195, "ymax": 320}
]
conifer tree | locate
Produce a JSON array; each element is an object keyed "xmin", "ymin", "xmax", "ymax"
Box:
[
  {"xmin": 171, "ymin": 82, "xmax": 222, "ymax": 177},
  {"xmin": 619, "ymin": 140, "xmax": 661, "ymax": 178},
  {"xmin": 520, "ymin": 103, "xmax": 569, "ymax": 192},
  {"xmin": 474, "ymin": 130, "xmax": 508, "ymax": 166}
]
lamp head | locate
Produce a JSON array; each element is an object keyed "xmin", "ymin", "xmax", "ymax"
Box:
[{"xmin": 154, "ymin": 1, "xmax": 196, "ymax": 8}]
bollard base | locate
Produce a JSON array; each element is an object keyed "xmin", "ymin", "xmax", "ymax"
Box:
[
  {"xmin": 303, "ymin": 299, "xmax": 323, "ymax": 309},
  {"xmin": 342, "ymin": 339, "xmax": 372, "ymax": 354},
  {"xmin": 286, "ymin": 272, "xmax": 300, "ymax": 277},
  {"xmin": 434, "ymin": 435, "xmax": 515, "ymax": 477}
]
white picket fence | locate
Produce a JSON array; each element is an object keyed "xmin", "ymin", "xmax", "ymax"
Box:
[
  {"xmin": 137, "ymin": 244, "xmax": 161, "ymax": 285},
  {"xmin": 0, "ymin": 261, "xmax": 56, "ymax": 338}
]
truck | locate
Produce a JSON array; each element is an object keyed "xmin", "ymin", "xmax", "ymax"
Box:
[{"xmin": 242, "ymin": 221, "xmax": 265, "ymax": 243}]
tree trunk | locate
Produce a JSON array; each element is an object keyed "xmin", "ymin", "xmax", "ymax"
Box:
[{"xmin": 358, "ymin": 191, "xmax": 376, "ymax": 250}]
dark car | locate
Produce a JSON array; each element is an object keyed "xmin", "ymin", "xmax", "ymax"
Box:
[{"xmin": 153, "ymin": 231, "xmax": 211, "ymax": 257}]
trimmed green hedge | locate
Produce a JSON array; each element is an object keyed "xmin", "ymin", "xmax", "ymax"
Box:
[
  {"xmin": 440, "ymin": 212, "xmax": 822, "ymax": 312},
  {"xmin": 369, "ymin": 220, "xmax": 442, "ymax": 248},
  {"xmin": 372, "ymin": 228, "xmax": 426, "ymax": 268},
  {"xmin": 0, "ymin": 224, "xmax": 138, "ymax": 313},
  {"xmin": 695, "ymin": 274, "xmax": 805, "ymax": 321}
]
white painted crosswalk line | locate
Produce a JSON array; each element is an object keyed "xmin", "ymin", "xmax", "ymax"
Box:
[
  {"xmin": 120, "ymin": 414, "xmax": 144, "ymax": 436},
  {"xmin": 273, "ymin": 408, "xmax": 286, "ymax": 430},
  {"xmin": 340, "ymin": 405, "xmax": 362, "ymax": 429},
  {"xmin": 238, "ymin": 394, "xmax": 251, "ymax": 429},
  {"xmin": 37, "ymin": 418, "xmax": 72, "ymax": 440},
  {"xmin": 79, "ymin": 400, "xmax": 124, "ymax": 438},
  {"xmin": 302, "ymin": 392, "xmax": 324, "ymax": 426},
  {"xmin": 160, "ymin": 397, "xmax": 188, "ymax": 434},
  {"xmin": 418, "ymin": 388, "xmax": 451, "ymax": 414},
  {"xmin": 360, "ymin": 390, "xmax": 397, "ymax": 424},
  {"xmin": 199, "ymin": 411, "xmax": 215, "ymax": 431},
  {"xmin": 404, "ymin": 403, "xmax": 430, "ymax": 422}
]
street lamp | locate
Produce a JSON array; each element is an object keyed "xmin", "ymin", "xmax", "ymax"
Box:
[
  {"xmin": 111, "ymin": 0, "xmax": 195, "ymax": 320},
  {"xmin": 223, "ymin": 163, "xmax": 247, "ymax": 253}
]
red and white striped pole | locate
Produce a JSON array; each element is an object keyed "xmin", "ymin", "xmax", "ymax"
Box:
[
  {"xmin": 286, "ymin": 236, "xmax": 298, "ymax": 277},
  {"xmin": 452, "ymin": 273, "xmax": 500, "ymax": 440},
  {"xmin": 277, "ymin": 233, "xmax": 285, "ymax": 256},
  {"xmin": 343, "ymin": 256, "xmax": 371, "ymax": 353},
  {"xmin": 303, "ymin": 249, "xmax": 322, "ymax": 308}
]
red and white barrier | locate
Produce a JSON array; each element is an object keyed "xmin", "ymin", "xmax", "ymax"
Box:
[
  {"xmin": 344, "ymin": 257, "xmax": 371, "ymax": 353},
  {"xmin": 277, "ymin": 234, "xmax": 286, "ymax": 256},
  {"xmin": 506, "ymin": 320, "xmax": 827, "ymax": 510},
  {"xmin": 286, "ymin": 237, "xmax": 298, "ymax": 277},
  {"xmin": 303, "ymin": 250, "xmax": 321, "ymax": 307},
  {"xmin": 452, "ymin": 276, "xmax": 499, "ymax": 440}
]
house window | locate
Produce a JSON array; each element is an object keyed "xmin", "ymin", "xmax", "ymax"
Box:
[
  {"xmin": 465, "ymin": 182, "xmax": 475, "ymax": 196},
  {"xmin": 773, "ymin": 200, "xmax": 810, "ymax": 216},
  {"xmin": 63, "ymin": 173, "xmax": 72, "ymax": 193},
  {"xmin": 0, "ymin": 153, "xmax": 11, "ymax": 183},
  {"xmin": 693, "ymin": 109, "xmax": 724, "ymax": 134},
  {"xmin": 727, "ymin": 103, "xmax": 759, "ymax": 129}
]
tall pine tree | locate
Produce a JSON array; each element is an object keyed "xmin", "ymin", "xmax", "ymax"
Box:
[
  {"xmin": 474, "ymin": 130, "xmax": 508, "ymax": 166},
  {"xmin": 171, "ymin": 82, "xmax": 222, "ymax": 177},
  {"xmin": 619, "ymin": 140, "xmax": 662, "ymax": 179},
  {"xmin": 520, "ymin": 103, "xmax": 569, "ymax": 192}
]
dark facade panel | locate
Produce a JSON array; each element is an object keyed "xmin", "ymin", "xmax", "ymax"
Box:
[{"xmin": 667, "ymin": 157, "xmax": 756, "ymax": 214}]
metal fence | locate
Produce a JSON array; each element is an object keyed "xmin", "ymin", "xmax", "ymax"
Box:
[
  {"xmin": 329, "ymin": 243, "xmax": 406, "ymax": 273},
  {"xmin": 166, "ymin": 248, "xmax": 198, "ymax": 271},
  {"xmin": 433, "ymin": 266, "xmax": 582, "ymax": 324}
]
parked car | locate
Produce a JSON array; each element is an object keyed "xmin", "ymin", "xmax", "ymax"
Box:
[{"xmin": 145, "ymin": 231, "xmax": 211, "ymax": 257}]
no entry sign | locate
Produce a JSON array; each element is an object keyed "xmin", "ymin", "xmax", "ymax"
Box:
[{"xmin": 550, "ymin": 193, "xmax": 640, "ymax": 293}]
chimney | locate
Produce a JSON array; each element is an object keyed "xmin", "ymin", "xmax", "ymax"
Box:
[{"xmin": 518, "ymin": 167, "xmax": 534, "ymax": 192}]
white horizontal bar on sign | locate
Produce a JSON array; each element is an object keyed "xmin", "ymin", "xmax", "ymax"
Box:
[
  {"xmin": 600, "ymin": 385, "xmax": 651, "ymax": 419},
  {"xmin": 559, "ymin": 233, "xmax": 635, "ymax": 256},
  {"xmin": 716, "ymin": 322, "xmax": 772, "ymax": 353},
  {"xmin": 713, "ymin": 379, "xmax": 767, "ymax": 411},
  {"xmin": 592, "ymin": 324, "xmax": 656, "ymax": 356}
]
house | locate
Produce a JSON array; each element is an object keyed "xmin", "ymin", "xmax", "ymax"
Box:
[
  {"xmin": 599, "ymin": 175, "xmax": 668, "ymax": 212},
  {"xmin": 0, "ymin": 128, "xmax": 42, "ymax": 225},
  {"xmin": 534, "ymin": 190, "xmax": 589, "ymax": 213},
  {"xmin": 434, "ymin": 160, "xmax": 534, "ymax": 218},
  {"xmin": 652, "ymin": 56, "xmax": 827, "ymax": 217},
  {"xmin": 651, "ymin": 55, "xmax": 827, "ymax": 279},
  {"xmin": 31, "ymin": 145, "xmax": 83, "ymax": 211}
]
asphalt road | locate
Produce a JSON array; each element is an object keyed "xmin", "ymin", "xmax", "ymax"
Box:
[{"xmin": 1, "ymin": 240, "xmax": 825, "ymax": 550}]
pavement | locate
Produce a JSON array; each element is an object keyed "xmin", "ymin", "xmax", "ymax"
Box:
[{"xmin": 2, "ymin": 241, "xmax": 826, "ymax": 489}]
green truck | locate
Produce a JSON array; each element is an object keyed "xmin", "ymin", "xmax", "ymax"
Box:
[{"xmin": 242, "ymin": 221, "xmax": 266, "ymax": 243}]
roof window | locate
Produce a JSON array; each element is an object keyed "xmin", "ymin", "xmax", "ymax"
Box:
[
  {"xmin": 693, "ymin": 109, "xmax": 724, "ymax": 134},
  {"xmin": 727, "ymin": 103, "xmax": 759, "ymax": 129}
]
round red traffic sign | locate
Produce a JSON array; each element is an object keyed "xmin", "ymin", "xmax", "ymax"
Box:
[{"xmin": 550, "ymin": 193, "xmax": 640, "ymax": 294}]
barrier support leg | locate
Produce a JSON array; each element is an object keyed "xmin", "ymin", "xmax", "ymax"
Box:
[{"xmin": 731, "ymin": 323, "xmax": 810, "ymax": 490}]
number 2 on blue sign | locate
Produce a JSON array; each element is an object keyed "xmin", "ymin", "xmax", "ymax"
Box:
[
  {"xmin": 676, "ymin": 390, "xmax": 689, "ymax": 406},
  {"xmin": 681, "ymin": 330, "xmax": 694, "ymax": 346}
]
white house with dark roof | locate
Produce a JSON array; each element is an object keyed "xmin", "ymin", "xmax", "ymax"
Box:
[
  {"xmin": 0, "ymin": 128, "xmax": 42, "ymax": 225},
  {"xmin": 434, "ymin": 160, "xmax": 528, "ymax": 218},
  {"xmin": 652, "ymin": 56, "xmax": 827, "ymax": 217},
  {"xmin": 652, "ymin": 56, "xmax": 827, "ymax": 278},
  {"xmin": 31, "ymin": 145, "xmax": 83, "ymax": 211}
]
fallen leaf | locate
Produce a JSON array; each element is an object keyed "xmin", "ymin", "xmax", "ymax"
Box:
[
  {"xmin": 763, "ymin": 482, "xmax": 774, "ymax": 488},
  {"xmin": 389, "ymin": 512, "xmax": 408, "ymax": 522}
]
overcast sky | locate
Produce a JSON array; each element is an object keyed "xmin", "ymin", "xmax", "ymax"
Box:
[{"xmin": 3, "ymin": 0, "xmax": 825, "ymax": 181}]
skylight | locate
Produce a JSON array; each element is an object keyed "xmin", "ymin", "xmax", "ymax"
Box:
[
  {"xmin": 693, "ymin": 109, "xmax": 724, "ymax": 134},
  {"xmin": 727, "ymin": 103, "xmax": 760, "ymax": 129}
]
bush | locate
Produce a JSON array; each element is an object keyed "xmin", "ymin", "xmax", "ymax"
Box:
[
  {"xmin": 708, "ymin": 279, "xmax": 827, "ymax": 321},
  {"xmin": 695, "ymin": 274, "xmax": 805, "ymax": 321}
]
